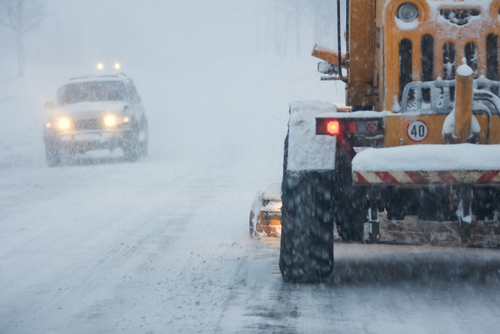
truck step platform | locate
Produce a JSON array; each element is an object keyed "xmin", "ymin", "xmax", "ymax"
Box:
[{"xmin": 362, "ymin": 213, "xmax": 500, "ymax": 248}]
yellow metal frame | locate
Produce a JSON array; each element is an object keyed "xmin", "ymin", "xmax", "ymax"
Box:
[
  {"xmin": 379, "ymin": 0, "xmax": 500, "ymax": 111},
  {"xmin": 312, "ymin": 1, "xmax": 500, "ymax": 148},
  {"xmin": 385, "ymin": 114, "xmax": 500, "ymax": 147}
]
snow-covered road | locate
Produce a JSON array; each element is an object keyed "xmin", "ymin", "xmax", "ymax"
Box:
[
  {"xmin": 0, "ymin": 149, "xmax": 264, "ymax": 333},
  {"xmin": 2, "ymin": 150, "xmax": 500, "ymax": 333}
]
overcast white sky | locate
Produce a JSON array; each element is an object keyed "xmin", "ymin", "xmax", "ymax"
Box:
[
  {"xmin": 0, "ymin": 0, "xmax": 341, "ymax": 165},
  {"xmin": 0, "ymin": 1, "xmax": 268, "ymax": 78}
]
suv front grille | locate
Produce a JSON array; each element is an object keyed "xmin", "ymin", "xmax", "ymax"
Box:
[{"xmin": 75, "ymin": 119, "xmax": 102, "ymax": 131}]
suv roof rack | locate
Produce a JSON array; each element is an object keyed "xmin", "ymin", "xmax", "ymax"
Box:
[{"xmin": 68, "ymin": 73, "xmax": 127, "ymax": 82}]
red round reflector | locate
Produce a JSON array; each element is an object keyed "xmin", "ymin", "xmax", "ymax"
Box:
[{"xmin": 327, "ymin": 121, "xmax": 340, "ymax": 135}]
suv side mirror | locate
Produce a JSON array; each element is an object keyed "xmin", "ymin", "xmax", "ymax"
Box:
[
  {"xmin": 44, "ymin": 101, "xmax": 56, "ymax": 110},
  {"xmin": 317, "ymin": 62, "xmax": 339, "ymax": 75}
]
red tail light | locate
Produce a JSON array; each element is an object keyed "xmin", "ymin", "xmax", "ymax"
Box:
[
  {"xmin": 327, "ymin": 121, "xmax": 340, "ymax": 135},
  {"xmin": 349, "ymin": 122, "xmax": 356, "ymax": 133}
]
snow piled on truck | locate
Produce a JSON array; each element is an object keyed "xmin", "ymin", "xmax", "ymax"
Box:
[
  {"xmin": 261, "ymin": 182, "xmax": 281, "ymax": 201},
  {"xmin": 287, "ymin": 101, "xmax": 337, "ymax": 172},
  {"xmin": 442, "ymin": 107, "xmax": 481, "ymax": 137},
  {"xmin": 353, "ymin": 144, "xmax": 500, "ymax": 172}
]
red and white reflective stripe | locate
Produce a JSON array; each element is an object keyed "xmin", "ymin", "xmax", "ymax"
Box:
[{"xmin": 353, "ymin": 170, "xmax": 500, "ymax": 186}]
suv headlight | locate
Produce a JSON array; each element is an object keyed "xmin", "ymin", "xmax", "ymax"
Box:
[
  {"xmin": 104, "ymin": 115, "xmax": 117, "ymax": 127},
  {"xmin": 397, "ymin": 3, "xmax": 419, "ymax": 22},
  {"xmin": 58, "ymin": 118, "xmax": 71, "ymax": 130}
]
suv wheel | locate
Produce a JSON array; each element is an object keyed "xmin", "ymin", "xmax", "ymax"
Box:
[
  {"xmin": 123, "ymin": 127, "xmax": 140, "ymax": 162},
  {"xmin": 139, "ymin": 117, "xmax": 149, "ymax": 157},
  {"xmin": 45, "ymin": 138, "xmax": 62, "ymax": 167}
]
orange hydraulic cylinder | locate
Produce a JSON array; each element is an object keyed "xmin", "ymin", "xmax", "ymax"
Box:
[
  {"xmin": 347, "ymin": 0, "xmax": 375, "ymax": 108},
  {"xmin": 454, "ymin": 66, "xmax": 474, "ymax": 142}
]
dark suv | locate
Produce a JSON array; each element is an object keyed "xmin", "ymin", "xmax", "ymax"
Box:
[{"xmin": 43, "ymin": 74, "xmax": 148, "ymax": 166}]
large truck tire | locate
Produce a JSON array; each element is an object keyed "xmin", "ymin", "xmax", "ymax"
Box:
[
  {"xmin": 279, "ymin": 133, "xmax": 334, "ymax": 283},
  {"xmin": 333, "ymin": 153, "xmax": 366, "ymax": 242}
]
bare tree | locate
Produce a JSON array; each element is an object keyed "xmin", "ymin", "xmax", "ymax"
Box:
[{"xmin": 0, "ymin": 0, "xmax": 45, "ymax": 77}]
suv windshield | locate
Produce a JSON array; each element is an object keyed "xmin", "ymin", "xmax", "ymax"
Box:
[{"xmin": 57, "ymin": 81, "xmax": 127, "ymax": 106}]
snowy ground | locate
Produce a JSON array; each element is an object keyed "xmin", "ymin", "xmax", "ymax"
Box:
[{"xmin": 2, "ymin": 150, "xmax": 500, "ymax": 333}]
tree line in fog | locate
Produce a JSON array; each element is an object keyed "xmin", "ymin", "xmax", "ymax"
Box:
[{"xmin": 257, "ymin": 0, "xmax": 338, "ymax": 56}]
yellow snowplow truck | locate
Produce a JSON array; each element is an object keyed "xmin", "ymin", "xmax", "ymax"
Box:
[{"xmin": 280, "ymin": 0, "xmax": 500, "ymax": 282}]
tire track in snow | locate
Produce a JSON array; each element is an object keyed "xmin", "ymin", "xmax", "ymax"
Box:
[
  {"xmin": 0, "ymin": 156, "xmax": 222, "ymax": 334},
  {"xmin": 0, "ymin": 215, "xmax": 188, "ymax": 334},
  {"xmin": 212, "ymin": 241, "xmax": 500, "ymax": 333},
  {"xmin": 213, "ymin": 240, "xmax": 302, "ymax": 334}
]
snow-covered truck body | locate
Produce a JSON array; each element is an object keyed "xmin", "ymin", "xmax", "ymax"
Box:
[{"xmin": 280, "ymin": 0, "xmax": 500, "ymax": 282}]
